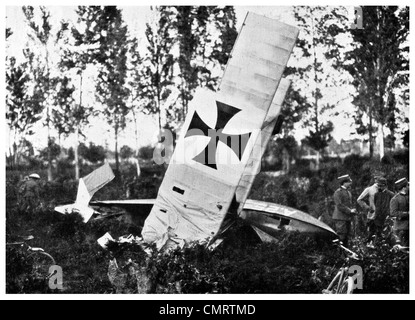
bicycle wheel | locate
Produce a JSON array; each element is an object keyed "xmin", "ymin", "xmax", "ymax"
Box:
[
  {"xmin": 322, "ymin": 271, "xmax": 342, "ymax": 294},
  {"xmin": 338, "ymin": 277, "xmax": 355, "ymax": 294},
  {"xmin": 27, "ymin": 251, "xmax": 56, "ymax": 280}
]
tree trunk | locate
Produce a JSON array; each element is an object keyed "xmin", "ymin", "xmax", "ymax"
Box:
[
  {"xmin": 282, "ymin": 148, "xmax": 291, "ymax": 173},
  {"xmin": 74, "ymin": 127, "xmax": 80, "ymax": 180},
  {"xmin": 45, "ymin": 45, "xmax": 52, "ymax": 182},
  {"xmin": 132, "ymin": 110, "xmax": 140, "ymax": 158},
  {"xmin": 75, "ymin": 72, "xmax": 83, "ymax": 181},
  {"xmin": 132, "ymin": 110, "xmax": 141, "ymax": 178},
  {"xmin": 182, "ymin": 80, "xmax": 188, "ymax": 121},
  {"xmin": 316, "ymin": 150, "xmax": 320, "ymax": 171},
  {"xmin": 47, "ymin": 134, "xmax": 53, "ymax": 182},
  {"xmin": 379, "ymin": 123, "xmax": 385, "ymax": 159},
  {"xmin": 375, "ymin": 9, "xmax": 384, "ymax": 160},
  {"xmin": 58, "ymin": 133, "xmax": 62, "ymax": 156},
  {"xmin": 390, "ymin": 128, "xmax": 396, "ymax": 151},
  {"xmin": 12, "ymin": 141, "xmax": 17, "ymax": 169},
  {"xmin": 115, "ymin": 124, "xmax": 119, "ymax": 174},
  {"xmin": 369, "ymin": 104, "xmax": 374, "ymax": 158},
  {"xmin": 311, "ymin": 11, "xmax": 321, "ymax": 171},
  {"xmin": 46, "ymin": 81, "xmax": 52, "ymax": 181},
  {"xmin": 158, "ymin": 104, "xmax": 162, "ymax": 139},
  {"xmin": 156, "ymin": 85, "xmax": 162, "ymax": 139},
  {"xmin": 8, "ymin": 130, "xmax": 15, "ymax": 169}
]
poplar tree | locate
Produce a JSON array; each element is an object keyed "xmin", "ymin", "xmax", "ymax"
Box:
[
  {"xmin": 345, "ymin": 6, "xmax": 409, "ymax": 158},
  {"xmin": 22, "ymin": 6, "xmax": 55, "ymax": 180},
  {"xmin": 292, "ymin": 6, "xmax": 350, "ymax": 169},
  {"xmin": 93, "ymin": 6, "xmax": 131, "ymax": 174}
]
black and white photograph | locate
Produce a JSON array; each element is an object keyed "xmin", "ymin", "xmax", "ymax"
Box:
[{"xmin": 4, "ymin": 3, "xmax": 410, "ymax": 299}]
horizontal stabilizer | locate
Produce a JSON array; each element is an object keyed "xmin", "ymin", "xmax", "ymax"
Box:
[{"xmin": 54, "ymin": 203, "xmax": 96, "ymax": 223}]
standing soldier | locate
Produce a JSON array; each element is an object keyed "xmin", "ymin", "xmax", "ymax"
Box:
[
  {"xmin": 357, "ymin": 175, "xmax": 381, "ymax": 210},
  {"xmin": 357, "ymin": 175, "xmax": 380, "ymax": 220},
  {"xmin": 390, "ymin": 178, "xmax": 409, "ymax": 246},
  {"xmin": 18, "ymin": 173, "xmax": 41, "ymax": 213},
  {"xmin": 333, "ymin": 174, "xmax": 357, "ymax": 247},
  {"xmin": 366, "ymin": 177, "xmax": 395, "ymax": 246}
]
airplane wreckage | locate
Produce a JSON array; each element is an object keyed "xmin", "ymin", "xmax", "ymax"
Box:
[{"xmin": 55, "ymin": 13, "xmax": 337, "ymax": 251}]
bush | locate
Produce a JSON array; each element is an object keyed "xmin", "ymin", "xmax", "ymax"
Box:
[
  {"xmin": 39, "ymin": 139, "xmax": 61, "ymax": 163},
  {"xmin": 139, "ymin": 145, "xmax": 155, "ymax": 160},
  {"xmin": 57, "ymin": 157, "xmax": 73, "ymax": 171},
  {"xmin": 26, "ymin": 156, "xmax": 45, "ymax": 170},
  {"xmin": 120, "ymin": 145, "xmax": 134, "ymax": 160},
  {"xmin": 381, "ymin": 153, "xmax": 395, "ymax": 165},
  {"xmin": 391, "ymin": 149, "xmax": 409, "ymax": 165},
  {"xmin": 104, "ymin": 221, "xmax": 409, "ymax": 294},
  {"xmin": 349, "ymin": 229, "xmax": 409, "ymax": 294},
  {"xmin": 343, "ymin": 154, "xmax": 370, "ymax": 177},
  {"xmin": 105, "ymin": 228, "xmax": 337, "ymax": 294},
  {"xmin": 293, "ymin": 159, "xmax": 314, "ymax": 178},
  {"xmin": 79, "ymin": 143, "xmax": 106, "ymax": 164},
  {"xmin": 41, "ymin": 180, "xmax": 77, "ymax": 204},
  {"xmin": 6, "ymin": 246, "xmax": 53, "ymax": 294}
]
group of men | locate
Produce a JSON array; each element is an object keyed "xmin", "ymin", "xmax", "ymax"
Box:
[{"xmin": 333, "ymin": 174, "xmax": 409, "ymax": 247}]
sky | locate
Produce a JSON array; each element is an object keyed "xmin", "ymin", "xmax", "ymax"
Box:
[
  {"xmin": 4, "ymin": 6, "xmax": 292, "ymax": 152},
  {"xmin": 4, "ymin": 5, "xmax": 392, "ymax": 153}
]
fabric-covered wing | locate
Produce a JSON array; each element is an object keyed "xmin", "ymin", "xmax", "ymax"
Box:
[{"xmin": 142, "ymin": 13, "xmax": 299, "ymax": 249}]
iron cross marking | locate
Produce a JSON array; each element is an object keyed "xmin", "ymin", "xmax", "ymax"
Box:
[{"xmin": 185, "ymin": 101, "xmax": 252, "ymax": 170}]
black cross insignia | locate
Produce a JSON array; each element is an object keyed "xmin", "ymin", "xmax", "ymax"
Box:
[{"xmin": 185, "ymin": 101, "xmax": 252, "ymax": 170}]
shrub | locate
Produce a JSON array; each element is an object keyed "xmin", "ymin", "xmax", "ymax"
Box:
[
  {"xmin": 120, "ymin": 145, "xmax": 134, "ymax": 160},
  {"xmin": 57, "ymin": 157, "xmax": 74, "ymax": 172},
  {"xmin": 79, "ymin": 143, "xmax": 106, "ymax": 164},
  {"xmin": 50, "ymin": 212, "xmax": 86, "ymax": 240},
  {"xmin": 381, "ymin": 153, "xmax": 395, "ymax": 165},
  {"xmin": 349, "ymin": 230, "xmax": 409, "ymax": 294},
  {"xmin": 26, "ymin": 156, "xmax": 45, "ymax": 170},
  {"xmin": 138, "ymin": 145, "xmax": 155, "ymax": 160},
  {"xmin": 103, "ymin": 228, "xmax": 339, "ymax": 294},
  {"xmin": 104, "ymin": 223, "xmax": 409, "ymax": 294},
  {"xmin": 343, "ymin": 154, "xmax": 370, "ymax": 177},
  {"xmin": 6, "ymin": 246, "xmax": 53, "ymax": 294},
  {"xmin": 298, "ymin": 167, "xmax": 314, "ymax": 179},
  {"xmin": 391, "ymin": 149, "xmax": 409, "ymax": 165},
  {"xmin": 39, "ymin": 139, "xmax": 61, "ymax": 163}
]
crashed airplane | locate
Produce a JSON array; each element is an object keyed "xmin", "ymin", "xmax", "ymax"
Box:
[
  {"xmin": 91, "ymin": 198, "xmax": 337, "ymax": 243},
  {"xmin": 55, "ymin": 12, "xmax": 337, "ymax": 248}
]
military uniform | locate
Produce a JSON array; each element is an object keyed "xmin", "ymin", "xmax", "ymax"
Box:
[
  {"xmin": 390, "ymin": 192, "xmax": 409, "ymax": 246},
  {"xmin": 333, "ymin": 186, "xmax": 354, "ymax": 245},
  {"xmin": 18, "ymin": 177, "xmax": 40, "ymax": 212},
  {"xmin": 373, "ymin": 189, "xmax": 394, "ymax": 226},
  {"xmin": 367, "ymin": 188, "xmax": 394, "ymax": 239}
]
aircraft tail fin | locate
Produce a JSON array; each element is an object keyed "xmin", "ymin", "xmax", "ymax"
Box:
[
  {"xmin": 55, "ymin": 163, "xmax": 115, "ymax": 223},
  {"xmin": 76, "ymin": 162, "xmax": 115, "ymax": 206}
]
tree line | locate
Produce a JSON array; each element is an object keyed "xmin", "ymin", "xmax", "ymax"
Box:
[{"xmin": 6, "ymin": 6, "xmax": 409, "ymax": 180}]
